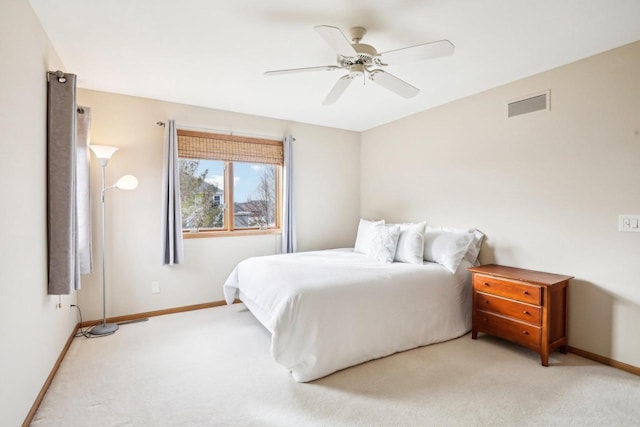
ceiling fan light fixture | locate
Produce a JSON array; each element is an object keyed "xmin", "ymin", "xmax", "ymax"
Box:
[{"xmin": 349, "ymin": 63, "xmax": 365, "ymax": 78}]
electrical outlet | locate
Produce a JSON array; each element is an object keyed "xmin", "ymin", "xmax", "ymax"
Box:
[
  {"xmin": 151, "ymin": 281, "xmax": 160, "ymax": 294},
  {"xmin": 618, "ymin": 215, "xmax": 640, "ymax": 232}
]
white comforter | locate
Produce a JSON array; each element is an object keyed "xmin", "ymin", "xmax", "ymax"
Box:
[{"xmin": 223, "ymin": 248, "xmax": 472, "ymax": 382}]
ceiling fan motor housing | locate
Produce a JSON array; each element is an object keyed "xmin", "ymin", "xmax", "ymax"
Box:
[{"xmin": 339, "ymin": 43, "xmax": 378, "ymax": 68}]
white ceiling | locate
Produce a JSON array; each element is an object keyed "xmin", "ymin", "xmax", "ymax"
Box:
[{"xmin": 29, "ymin": 0, "xmax": 640, "ymax": 132}]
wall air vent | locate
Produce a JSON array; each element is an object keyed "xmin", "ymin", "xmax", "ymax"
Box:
[{"xmin": 507, "ymin": 90, "xmax": 550, "ymax": 118}]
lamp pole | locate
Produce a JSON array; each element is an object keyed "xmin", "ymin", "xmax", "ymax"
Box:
[{"xmin": 90, "ymin": 160, "xmax": 119, "ymax": 335}]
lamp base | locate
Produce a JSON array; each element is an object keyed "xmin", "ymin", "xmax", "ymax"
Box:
[{"xmin": 89, "ymin": 322, "xmax": 119, "ymax": 336}]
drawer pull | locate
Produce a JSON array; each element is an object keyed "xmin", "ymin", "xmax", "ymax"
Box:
[
  {"xmin": 484, "ymin": 282, "xmax": 490, "ymax": 287},
  {"xmin": 485, "ymin": 300, "xmax": 490, "ymax": 304},
  {"xmin": 523, "ymin": 291, "xmax": 529, "ymax": 295},
  {"xmin": 523, "ymin": 310, "xmax": 530, "ymax": 315},
  {"xmin": 523, "ymin": 331, "xmax": 529, "ymax": 335}
]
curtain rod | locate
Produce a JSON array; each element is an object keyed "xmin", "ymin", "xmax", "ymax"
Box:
[{"xmin": 156, "ymin": 121, "xmax": 293, "ymax": 141}]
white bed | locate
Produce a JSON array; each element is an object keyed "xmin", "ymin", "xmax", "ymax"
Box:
[{"xmin": 223, "ymin": 248, "xmax": 472, "ymax": 382}]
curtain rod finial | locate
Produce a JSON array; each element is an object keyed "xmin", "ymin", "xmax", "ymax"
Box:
[{"xmin": 47, "ymin": 70, "xmax": 67, "ymax": 83}]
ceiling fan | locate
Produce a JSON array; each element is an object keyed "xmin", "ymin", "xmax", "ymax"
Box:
[{"xmin": 265, "ymin": 25, "xmax": 455, "ymax": 105}]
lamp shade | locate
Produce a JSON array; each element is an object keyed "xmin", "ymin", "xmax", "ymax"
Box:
[
  {"xmin": 115, "ymin": 174, "xmax": 138, "ymax": 190},
  {"xmin": 89, "ymin": 145, "xmax": 119, "ymax": 160}
]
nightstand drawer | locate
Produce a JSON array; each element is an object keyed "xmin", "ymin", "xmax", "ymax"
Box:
[
  {"xmin": 475, "ymin": 292, "xmax": 541, "ymax": 325},
  {"xmin": 476, "ymin": 310, "xmax": 541, "ymax": 350},
  {"xmin": 473, "ymin": 274, "xmax": 541, "ymax": 305}
]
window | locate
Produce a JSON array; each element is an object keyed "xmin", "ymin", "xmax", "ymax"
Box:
[
  {"xmin": 233, "ymin": 162, "xmax": 278, "ymax": 229},
  {"xmin": 177, "ymin": 130, "xmax": 283, "ymax": 237}
]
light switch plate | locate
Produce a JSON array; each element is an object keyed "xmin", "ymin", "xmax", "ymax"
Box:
[
  {"xmin": 618, "ymin": 215, "xmax": 640, "ymax": 232},
  {"xmin": 151, "ymin": 281, "xmax": 160, "ymax": 294}
]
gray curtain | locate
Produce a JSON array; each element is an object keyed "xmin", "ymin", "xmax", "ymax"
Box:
[
  {"xmin": 76, "ymin": 107, "xmax": 92, "ymax": 274},
  {"xmin": 161, "ymin": 120, "xmax": 183, "ymax": 265},
  {"xmin": 282, "ymin": 135, "xmax": 296, "ymax": 253},
  {"xmin": 47, "ymin": 71, "xmax": 80, "ymax": 294}
]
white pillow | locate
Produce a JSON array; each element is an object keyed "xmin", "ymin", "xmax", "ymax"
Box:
[
  {"xmin": 393, "ymin": 222, "xmax": 426, "ymax": 264},
  {"xmin": 426, "ymin": 226, "xmax": 485, "ymax": 266},
  {"xmin": 423, "ymin": 229, "xmax": 474, "ymax": 273},
  {"xmin": 354, "ymin": 219, "xmax": 385, "ymax": 254},
  {"xmin": 462, "ymin": 229, "xmax": 484, "ymax": 265},
  {"xmin": 367, "ymin": 224, "xmax": 401, "ymax": 263}
]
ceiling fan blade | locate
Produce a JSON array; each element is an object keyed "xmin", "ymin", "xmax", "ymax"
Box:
[
  {"xmin": 378, "ymin": 40, "xmax": 455, "ymax": 65},
  {"xmin": 314, "ymin": 25, "xmax": 357, "ymax": 57},
  {"xmin": 369, "ymin": 70, "xmax": 419, "ymax": 98},
  {"xmin": 265, "ymin": 65, "xmax": 342, "ymax": 76},
  {"xmin": 322, "ymin": 75, "xmax": 353, "ymax": 105}
]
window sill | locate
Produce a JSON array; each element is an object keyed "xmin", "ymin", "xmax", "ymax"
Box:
[{"xmin": 183, "ymin": 229, "xmax": 282, "ymax": 239}]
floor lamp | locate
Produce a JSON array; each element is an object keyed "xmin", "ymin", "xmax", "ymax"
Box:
[{"xmin": 89, "ymin": 145, "xmax": 138, "ymax": 336}]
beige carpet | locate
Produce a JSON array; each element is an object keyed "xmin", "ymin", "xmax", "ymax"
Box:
[{"xmin": 32, "ymin": 303, "xmax": 639, "ymax": 426}]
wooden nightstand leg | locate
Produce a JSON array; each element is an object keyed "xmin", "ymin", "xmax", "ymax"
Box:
[
  {"xmin": 560, "ymin": 344, "xmax": 568, "ymax": 354},
  {"xmin": 540, "ymin": 352, "xmax": 549, "ymax": 366},
  {"xmin": 472, "ymin": 330, "xmax": 478, "ymax": 339}
]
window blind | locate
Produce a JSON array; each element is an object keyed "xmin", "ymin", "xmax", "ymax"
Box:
[{"xmin": 177, "ymin": 130, "xmax": 283, "ymax": 165}]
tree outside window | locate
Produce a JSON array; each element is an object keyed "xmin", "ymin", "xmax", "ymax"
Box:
[{"xmin": 179, "ymin": 159, "xmax": 224, "ymax": 230}]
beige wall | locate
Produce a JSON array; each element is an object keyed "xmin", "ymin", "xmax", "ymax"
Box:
[
  {"xmin": 0, "ymin": 0, "xmax": 78, "ymax": 425},
  {"xmin": 76, "ymin": 89, "xmax": 361, "ymax": 320},
  {"xmin": 361, "ymin": 41, "xmax": 640, "ymax": 367}
]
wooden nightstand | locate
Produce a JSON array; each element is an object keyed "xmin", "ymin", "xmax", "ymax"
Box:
[{"xmin": 468, "ymin": 264, "xmax": 573, "ymax": 366}]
